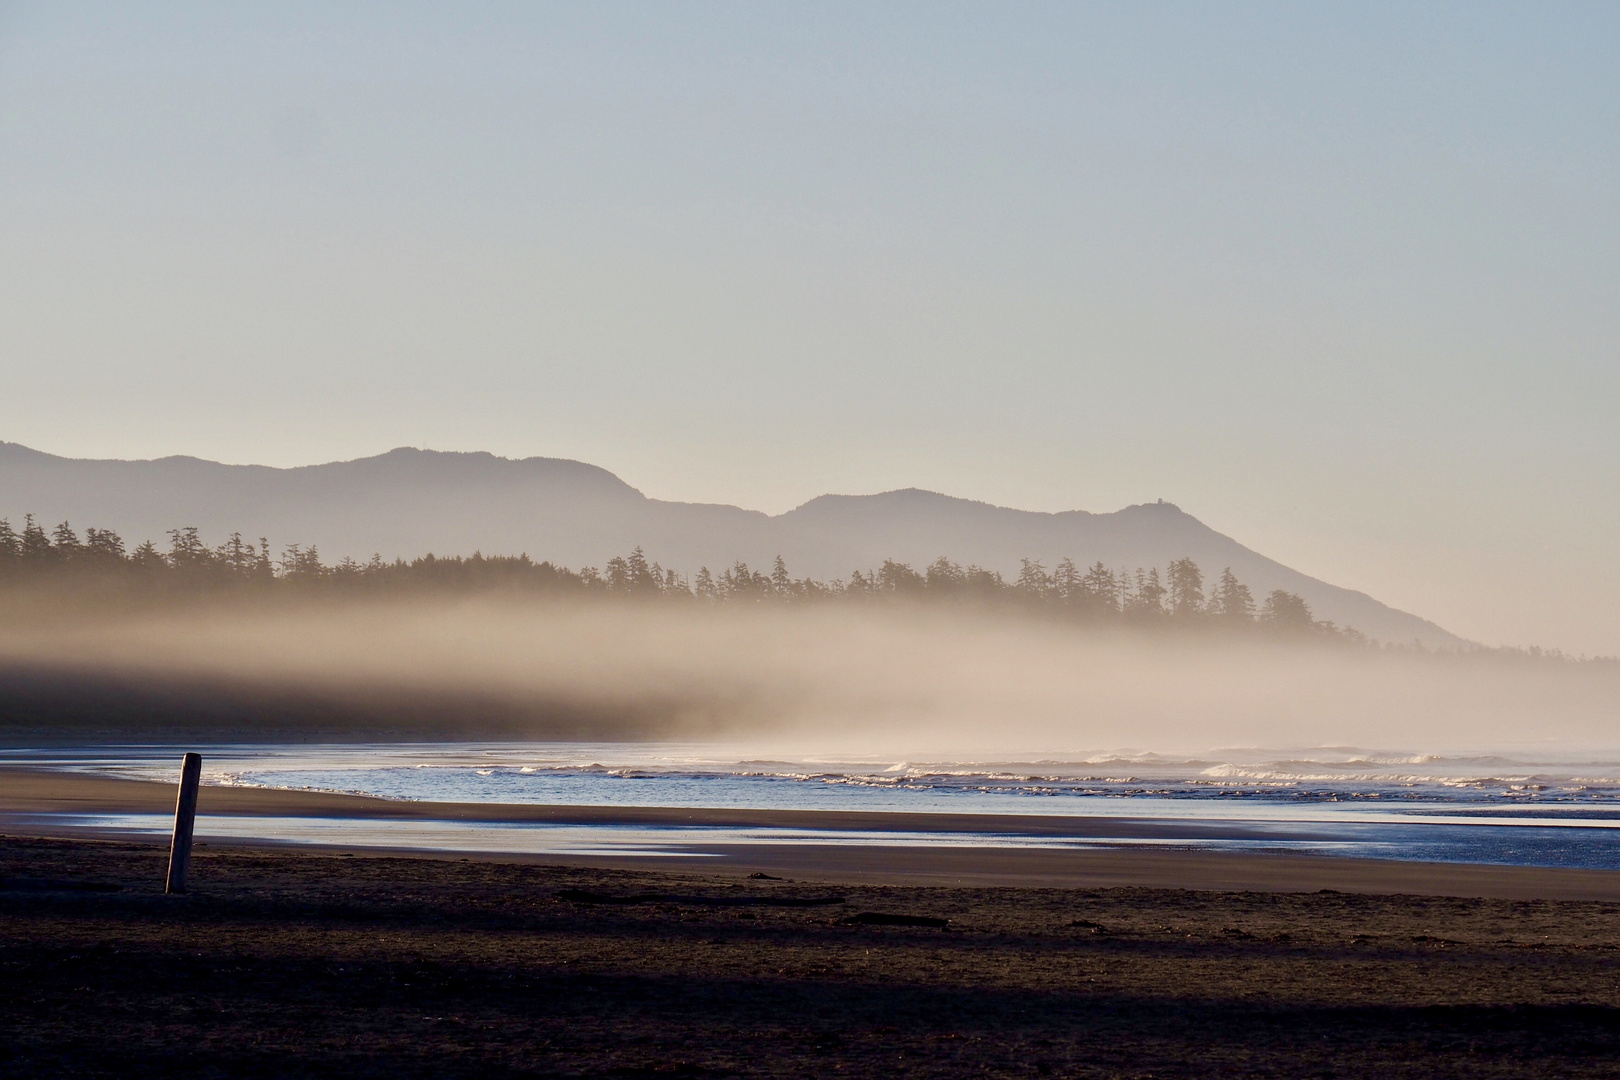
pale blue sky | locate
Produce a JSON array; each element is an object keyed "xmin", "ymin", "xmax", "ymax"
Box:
[{"xmin": 1, "ymin": 2, "xmax": 1617, "ymax": 652}]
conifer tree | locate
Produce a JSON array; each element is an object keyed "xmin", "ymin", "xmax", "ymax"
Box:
[
  {"xmin": 626, "ymin": 547, "xmax": 659, "ymax": 595},
  {"xmin": 963, "ymin": 565, "xmax": 1003, "ymax": 596},
  {"xmin": 925, "ymin": 557, "xmax": 965, "ymax": 592},
  {"xmin": 20, "ymin": 516, "xmax": 51, "ymax": 560},
  {"xmin": 132, "ymin": 539, "xmax": 166, "ymax": 571},
  {"xmin": 84, "ymin": 527, "xmax": 126, "ymax": 563},
  {"xmin": 1166, "ymin": 558, "xmax": 1204, "ymax": 616},
  {"xmin": 1053, "ymin": 557, "xmax": 1082, "ymax": 602},
  {"xmin": 1260, "ymin": 589, "xmax": 1314, "ymax": 631},
  {"xmin": 168, "ymin": 527, "xmax": 210, "ymax": 570},
  {"xmin": 1080, "ymin": 562, "xmax": 1117, "ymax": 613},
  {"xmin": 1016, "ymin": 559, "xmax": 1052, "ymax": 600},
  {"xmin": 876, "ymin": 560, "xmax": 925, "ymax": 595},
  {"xmin": 604, "ymin": 554, "xmax": 631, "ymax": 593},
  {"xmin": 1127, "ymin": 567, "xmax": 1167, "ymax": 617},
  {"xmin": 219, "ymin": 532, "xmax": 254, "ymax": 575},
  {"xmin": 52, "ymin": 521, "xmax": 81, "ymax": 558},
  {"xmin": 1211, "ymin": 567, "xmax": 1255, "ymax": 622}
]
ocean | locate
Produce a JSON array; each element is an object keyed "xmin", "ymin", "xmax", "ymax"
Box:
[{"xmin": 9, "ymin": 741, "xmax": 1620, "ymax": 869}]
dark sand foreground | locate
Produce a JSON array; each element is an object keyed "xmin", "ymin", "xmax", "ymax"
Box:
[{"xmin": 6, "ymin": 833, "xmax": 1620, "ymax": 1079}]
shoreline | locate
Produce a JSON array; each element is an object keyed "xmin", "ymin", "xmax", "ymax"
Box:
[{"xmin": 8, "ymin": 766, "xmax": 1620, "ymax": 900}]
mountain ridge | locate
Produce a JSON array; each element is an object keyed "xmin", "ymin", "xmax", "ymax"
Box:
[{"xmin": 0, "ymin": 442, "xmax": 1463, "ymax": 647}]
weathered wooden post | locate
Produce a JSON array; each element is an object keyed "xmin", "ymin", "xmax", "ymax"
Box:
[{"xmin": 165, "ymin": 752, "xmax": 202, "ymax": 895}]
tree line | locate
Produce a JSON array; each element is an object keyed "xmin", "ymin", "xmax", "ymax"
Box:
[{"xmin": 0, "ymin": 512, "xmax": 1358, "ymax": 638}]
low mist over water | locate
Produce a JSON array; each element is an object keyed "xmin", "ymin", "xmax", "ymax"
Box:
[{"xmin": 3, "ymin": 597, "xmax": 1614, "ymax": 757}]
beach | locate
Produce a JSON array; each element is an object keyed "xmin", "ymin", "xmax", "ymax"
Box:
[
  {"xmin": 10, "ymin": 766, "xmax": 1620, "ymax": 1076},
  {"xmin": 7, "ymin": 829, "xmax": 1620, "ymax": 1078}
]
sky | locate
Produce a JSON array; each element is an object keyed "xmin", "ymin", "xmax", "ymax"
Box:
[{"xmin": 0, "ymin": 2, "xmax": 1616, "ymax": 654}]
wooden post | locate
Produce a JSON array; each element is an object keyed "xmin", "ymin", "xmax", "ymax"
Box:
[{"xmin": 165, "ymin": 752, "xmax": 202, "ymax": 895}]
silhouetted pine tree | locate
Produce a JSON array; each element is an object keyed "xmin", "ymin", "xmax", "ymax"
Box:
[
  {"xmin": 1260, "ymin": 589, "xmax": 1314, "ymax": 631},
  {"xmin": 1210, "ymin": 567, "xmax": 1256, "ymax": 623},
  {"xmin": 1166, "ymin": 558, "xmax": 1204, "ymax": 617},
  {"xmin": 20, "ymin": 516, "xmax": 51, "ymax": 561}
]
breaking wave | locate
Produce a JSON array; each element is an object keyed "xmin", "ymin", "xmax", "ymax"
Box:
[{"xmin": 19, "ymin": 742, "xmax": 1620, "ymax": 811}]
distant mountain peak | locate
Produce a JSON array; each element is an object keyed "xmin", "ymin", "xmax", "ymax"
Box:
[
  {"xmin": 788, "ymin": 488, "xmax": 1013, "ymax": 519},
  {"xmin": 0, "ymin": 442, "xmax": 1464, "ymax": 647}
]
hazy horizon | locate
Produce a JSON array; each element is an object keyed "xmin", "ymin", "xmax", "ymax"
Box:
[
  {"xmin": 0, "ymin": 439, "xmax": 1474, "ymax": 650},
  {"xmin": 5, "ymin": 595, "xmax": 1614, "ymax": 756},
  {"xmin": 2, "ymin": 4, "xmax": 1617, "ymax": 655},
  {"xmin": 0, "ymin": 436, "xmax": 1604, "ymax": 654}
]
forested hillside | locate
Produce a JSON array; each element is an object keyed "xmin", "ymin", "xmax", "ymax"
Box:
[
  {"xmin": 0, "ymin": 512, "xmax": 1435, "ymax": 645},
  {"xmin": 0, "ymin": 444, "xmax": 1463, "ymax": 646}
]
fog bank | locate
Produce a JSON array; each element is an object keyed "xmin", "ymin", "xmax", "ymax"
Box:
[{"xmin": 1, "ymin": 599, "xmax": 1613, "ymax": 756}]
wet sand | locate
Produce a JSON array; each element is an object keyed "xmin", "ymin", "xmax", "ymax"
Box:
[
  {"xmin": 6, "ymin": 833, "xmax": 1620, "ymax": 1078},
  {"xmin": 7, "ymin": 766, "xmax": 1620, "ymax": 900}
]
